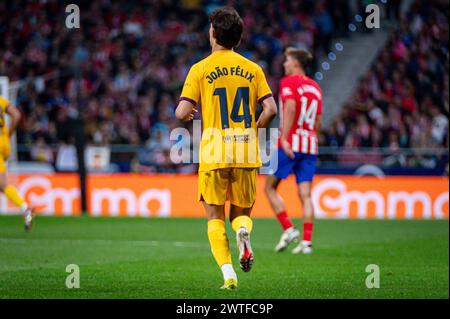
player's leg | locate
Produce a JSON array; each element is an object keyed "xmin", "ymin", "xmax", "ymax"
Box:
[
  {"xmin": 0, "ymin": 157, "xmax": 34, "ymax": 231},
  {"xmin": 264, "ymin": 150, "xmax": 300, "ymax": 252},
  {"xmin": 203, "ymin": 202, "xmax": 237, "ymax": 289},
  {"xmin": 291, "ymin": 182, "xmax": 314, "ymax": 254},
  {"xmin": 229, "ymin": 168, "xmax": 257, "ymax": 272},
  {"xmin": 264, "ymin": 175, "xmax": 290, "ymax": 227},
  {"xmin": 230, "ymin": 205, "xmax": 254, "ymax": 272},
  {"xmin": 292, "ymin": 155, "xmax": 317, "ymax": 254},
  {"xmin": 199, "ymin": 169, "xmax": 237, "ymax": 289}
]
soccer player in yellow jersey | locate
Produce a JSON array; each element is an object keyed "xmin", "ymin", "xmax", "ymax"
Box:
[
  {"xmin": 176, "ymin": 7, "xmax": 277, "ymax": 290},
  {"xmin": 0, "ymin": 96, "xmax": 34, "ymax": 231}
]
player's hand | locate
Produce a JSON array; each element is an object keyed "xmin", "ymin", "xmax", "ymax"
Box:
[
  {"xmin": 281, "ymin": 138, "xmax": 295, "ymax": 159},
  {"xmin": 182, "ymin": 108, "xmax": 198, "ymax": 122}
]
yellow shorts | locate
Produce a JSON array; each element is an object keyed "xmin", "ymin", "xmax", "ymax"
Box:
[
  {"xmin": 0, "ymin": 138, "xmax": 10, "ymax": 174},
  {"xmin": 198, "ymin": 168, "xmax": 257, "ymax": 208}
]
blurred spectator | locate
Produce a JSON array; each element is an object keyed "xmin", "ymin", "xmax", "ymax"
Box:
[
  {"xmin": 30, "ymin": 136, "xmax": 54, "ymax": 163},
  {"xmin": 1, "ymin": 0, "xmax": 448, "ymax": 172},
  {"xmin": 323, "ymin": 0, "xmax": 449, "ymax": 169},
  {"xmin": 1, "ymin": 0, "xmax": 351, "ymax": 171},
  {"xmin": 430, "ymin": 105, "xmax": 449, "ymax": 145}
]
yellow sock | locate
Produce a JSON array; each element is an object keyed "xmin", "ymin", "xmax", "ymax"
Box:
[
  {"xmin": 207, "ymin": 219, "xmax": 232, "ymax": 267},
  {"xmin": 4, "ymin": 185, "xmax": 27, "ymax": 210},
  {"xmin": 231, "ymin": 215, "xmax": 253, "ymax": 233}
]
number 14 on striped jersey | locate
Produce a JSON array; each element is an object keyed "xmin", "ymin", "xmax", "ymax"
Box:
[{"xmin": 297, "ymin": 95, "xmax": 318, "ymax": 131}]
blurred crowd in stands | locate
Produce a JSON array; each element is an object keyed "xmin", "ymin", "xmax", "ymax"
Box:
[
  {"xmin": 0, "ymin": 0, "xmax": 448, "ymax": 172},
  {"xmin": 321, "ymin": 0, "xmax": 449, "ymax": 169}
]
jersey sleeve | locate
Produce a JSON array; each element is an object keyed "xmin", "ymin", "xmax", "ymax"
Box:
[
  {"xmin": 279, "ymin": 77, "xmax": 296, "ymax": 103},
  {"xmin": 256, "ymin": 67, "xmax": 273, "ymax": 104},
  {"xmin": 180, "ymin": 64, "xmax": 201, "ymax": 106}
]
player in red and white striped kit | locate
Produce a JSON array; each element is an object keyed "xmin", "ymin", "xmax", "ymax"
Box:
[{"xmin": 264, "ymin": 47, "xmax": 322, "ymax": 254}]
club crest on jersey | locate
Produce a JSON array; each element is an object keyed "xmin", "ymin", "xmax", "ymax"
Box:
[{"xmin": 281, "ymin": 87, "xmax": 293, "ymax": 97}]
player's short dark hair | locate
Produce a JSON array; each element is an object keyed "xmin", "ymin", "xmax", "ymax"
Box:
[
  {"xmin": 285, "ymin": 47, "xmax": 313, "ymax": 70},
  {"xmin": 209, "ymin": 7, "xmax": 243, "ymax": 50}
]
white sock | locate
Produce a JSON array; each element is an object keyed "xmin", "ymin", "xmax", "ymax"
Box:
[
  {"xmin": 221, "ymin": 263, "xmax": 237, "ymax": 281},
  {"xmin": 20, "ymin": 203, "xmax": 29, "ymax": 214},
  {"xmin": 286, "ymin": 226, "xmax": 295, "ymax": 233}
]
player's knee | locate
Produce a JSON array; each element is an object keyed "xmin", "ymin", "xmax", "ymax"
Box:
[
  {"xmin": 0, "ymin": 176, "xmax": 7, "ymax": 192},
  {"xmin": 298, "ymin": 189, "xmax": 311, "ymax": 202},
  {"xmin": 264, "ymin": 183, "xmax": 276, "ymax": 197}
]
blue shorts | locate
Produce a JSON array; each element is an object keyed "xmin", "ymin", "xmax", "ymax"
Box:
[{"xmin": 273, "ymin": 149, "xmax": 318, "ymax": 184}]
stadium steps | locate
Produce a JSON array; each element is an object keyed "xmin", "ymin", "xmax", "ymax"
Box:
[{"xmin": 319, "ymin": 28, "xmax": 392, "ymax": 126}]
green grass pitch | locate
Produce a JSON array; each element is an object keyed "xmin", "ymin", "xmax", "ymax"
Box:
[{"xmin": 0, "ymin": 216, "xmax": 448, "ymax": 299}]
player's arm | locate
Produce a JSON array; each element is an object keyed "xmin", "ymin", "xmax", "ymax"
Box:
[
  {"xmin": 255, "ymin": 66, "xmax": 277, "ymax": 128},
  {"xmin": 5, "ymin": 104, "xmax": 21, "ymax": 137},
  {"xmin": 315, "ymin": 95, "xmax": 323, "ymax": 132},
  {"xmin": 278, "ymin": 77, "xmax": 297, "ymax": 158},
  {"xmin": 256, "ymin": 96, "xmax": 277, "ymax": 129},
  {"xmin": 315, "ymin": 114, "xmax": 322, "ymax": 132},
  {"xmin": 175, "ymin": 100, "xmax": 198, "ymax": 121},
  {"xmin": 176, "ymin": 64, "xmax": 200, "ymax": 122},
  {"xmin": 280, "ymin": 99, "xmax": 296, "ymax": 159}
]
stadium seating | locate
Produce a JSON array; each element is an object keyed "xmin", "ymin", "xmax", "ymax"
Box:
[
  {"xmin": 0, "ymin": 0, "xmax": 447, "ymax": 173},
  {"xmin": 322, "ymin": 1, "xmax": 449, "ymax": 153}
]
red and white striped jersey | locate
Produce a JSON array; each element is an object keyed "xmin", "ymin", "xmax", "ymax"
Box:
[{"xmin": 278, "ymin": 74, "xmax": 322, "ymax": 155}]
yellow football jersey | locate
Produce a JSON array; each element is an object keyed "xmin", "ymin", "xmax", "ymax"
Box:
[
  {"xmin": 180, "ymin": 49, "xmax": 273, "ymax": 172},
  {"xmin": 0, "ymin": 96, "xmax": 11, "ymax": 169},
  {"xmin": 0, "ymin": 96, "xmax": 9, "ymax": 138}
]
